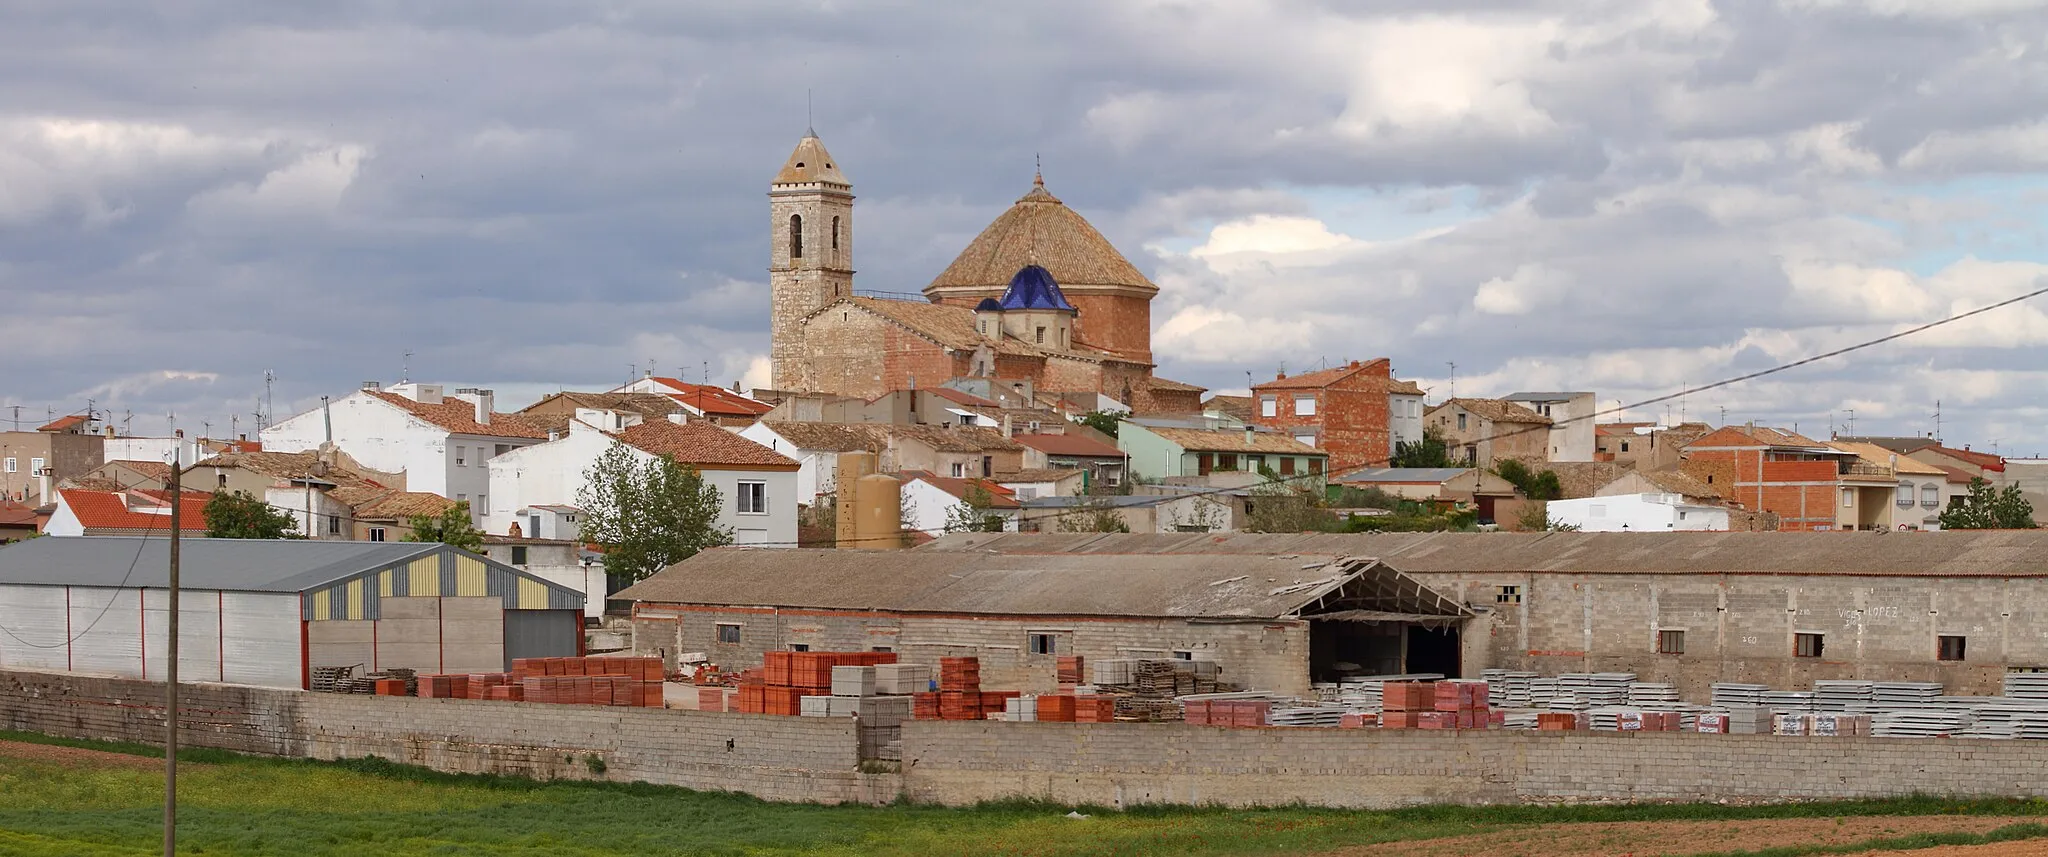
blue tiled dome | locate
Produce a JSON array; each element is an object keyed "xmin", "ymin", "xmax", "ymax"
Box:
[
  {"xmin": 997, "ymin": 264, "xmax": 1075, "ymax": 311},
  {"xmin": 975, "ymin": 297, "xmax": 1003, "ymax": 312}
]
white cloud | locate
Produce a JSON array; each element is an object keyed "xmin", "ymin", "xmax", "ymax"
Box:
[
  {"xmin": 1473, "ymin": 263, "xmax": 1571, "ymax": 316},
  {"xmin": 70, "ymin": 370, "xmax": 219, "ymax": 401}
]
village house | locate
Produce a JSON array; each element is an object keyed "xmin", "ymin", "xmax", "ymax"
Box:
[
  {"xmin": 1502, "ymin": 392, "xmax": 1598, "ymax": 462},
  {"xmin": 1425, "ymin": 398, "xmax": 1552, "ymax": 467},
  {"xmin": 1118, "ymin": 423, "xmax": 1327, "ymax": 484},
  {"xmin": 0, "ymin": 414, "xmax": 104, "ymax": 507},
  {"xmin": 1677, "ymin": 425, "xmax": 1888, "ymax": 532},
  {"xmin": 898, "ymin": 471, "xmax": 1021, "ymax": 537},
  {"xmin": 1547, "ymin": 493, "xmax": 1731, "ymax": 532},
  {"xmin": 43, "ymin": 488, "xmax": 210, "ymax": 537},
  {"xmin": 1013, "ymin": 432, "xmax": 1127, "ymax": 490},
  {"xmin": 1248, "ymin": 358, "xmax": 1416, "ymax": 474},
  {"xmin": 609, "ymin": 375, "xmax": 775, "ymax": 427},
  {"xmin": 737, "ymin": 421, "xmax": 1025, "ymax": 506},
  {"xmin": 1333, "ymin": 467, "xmax": 1520, "ymax": 524}
]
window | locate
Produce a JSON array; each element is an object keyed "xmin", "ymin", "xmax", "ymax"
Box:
[
  {"xmin": 1308, "ymin": 458, "xmax": 1323, "ymax": 475},
  {"xmin": 29, "ymin": 458, "xmax": 43, "ymax": 474},
  {"xmin": 1279, "ymin": 457, "xmax": 1296, "ymax": 476},
  {"xmin": 477, "ymin": 494, "xmax": 487, "ymax": 516},
  {"xmin": 982, "ymin": 456, "xmax": 993, "ymax": 477},
  {"xmin": 1795, "ymin": 633, "xmax": 1825, "ymax": 658},
  {"xmin": 1035, "ymin": 326, "xmax": 1045, "ymax": 344},
  {"xmin": 2, "ymin": 458, "xmax": 13, "ymax": 474},
  {"xmin": 789, "ymin": 643, "xmax": 810, "ymax": 652},
  {"xmin": 457, "ymin": 493, "xmax": 467, "ymax": 503},
  {"xmin": 1921, "ymin": 484, "xmax": 1940, "ymax": 508},
  {"xmin": 1658, "ymin": 630, "xmax": 1685, "ymax": 654},
  {"xmin": 951, "ymin": 462, "xmax": 965, "ymax": 477},
  {"xmin": 1495, "ymin": 585, "xmax": 1520, "ymax": 604},
  {"xmin": 958, "ymin": 414, "xmax": 974, "ymax": 426},
  {"xmin": 455, "ymin": 446, "xmax": 466, "ymax": 466},
  {"xmin": 496, "ymin": 444, "xmax": 512, "ymax": 456},
  {"xmin": 1260, "ymin": 396, "xmax": 1278, "ymax": 418},
  {"xmin": 1841, "ymin": 487, "xmax": 1854, "ymax": 508},
  {"xmin": 1294, "ymin": 395, "xmax": 1316, "ymax": 416},
  {"xmin": 1896, "ymin": 482, "xmax": 1914, "ymax": 507},
  {"xmin": 529, "ymin": 514, "xmax": 542, "ymax": 536},
  {"xmin": 1294, "ymin": 434, "xmax": 1316, "ymax": 447},
  {"xmin": 1620, "ymin": 441, "xmax": 1630, "ymax": 453},
  {"xmin": 1217, "ymin": 454, "xmax": 1238, "ymax": 471},
  {"xmin": 831, "ymin": 215, "xmax": 840, "ymax": 250},
  {"xmin": 1026, "ymin": 633, "xmax": 1058, "ymax": 655},
  {"xmin": 1457, "ymin": 413, "xmax": 1468, "ymax": 431},
  {"xmin": 737, "ymin": 481, "xmax": 767, "ymax": 514},
  {"xmin": 789, "ymin": 214, "xmax": 803, "ymax": 258},
  {"xmin": 369, "ymin": 527, "xmax": 386, "ymax": 542},
  {"xmin": 870, "ymin": 646, "xmax": 893, "ymax": 653},
  {"xmin": 327, "ymin": 515, "xmax": 341, "ymax": 535},
  {"xmin": 716, "ymin": 623, "xmax": 742, "ymax": 644},
  {"xmin": 1938, "ymin": 635, "xmax": 1966, "ymax": 661},
  {"xmin": 511, "ymin": 546, "xmax": 528, "ymax": 565}
]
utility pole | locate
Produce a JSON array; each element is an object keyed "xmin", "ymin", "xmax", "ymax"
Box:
[{"xmin": 164, "ymin": 461, "xmax": 183, "ymax": 856}]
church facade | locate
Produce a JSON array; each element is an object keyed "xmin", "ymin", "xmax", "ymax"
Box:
[{"xmin": 765, "ymin": 132, "xmax": 1202, "ymax": 414}]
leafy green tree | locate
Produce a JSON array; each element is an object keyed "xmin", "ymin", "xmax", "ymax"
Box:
[
  {"xmin": 204, "ymin": 490, "xmax": 306, "ymax": 539},
  {"xmin": 577, "ymin": 442, "xmax": 734, "ymax": 583},
  {"xmin": 403, "ymin": 500, "xmax": 485, "ymax": 552},
  {"xmin": 1073, "ymin": 410, "xmax": 1121, "ymax": 438},
  {"xmin": 1244, "ymin": 477, "xmax": 1341, "ymax": 533},
  {"xmin": 1495, "ymin": 459, "xmax": 1563, "ymax": 501},
  {"xmin": 1939, "ymin": 478, "xmax": 2039, "ymax": 530},
  {"xmin": 1390, "ymin": 426, "xmax": 1454, "ymax": 468},
  {"xmin": 942, "ymin": 483, "xmax": 1010, "ymax": 533}
]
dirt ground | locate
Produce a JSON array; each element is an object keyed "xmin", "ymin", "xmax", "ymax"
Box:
[
  {"xmin": 1324, "ymin": 815, "xmax": 2037, "ymax": 857},
  {"xmin": 0, "ymin": 739, "xmax": 179, "ymax": 771},
  {"xmin": 1846, "ymin": 842, "xmax": 2048, "ymax": 857}
]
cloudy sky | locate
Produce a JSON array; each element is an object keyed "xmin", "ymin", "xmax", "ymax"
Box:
[{"xmin": 5, "ymin": 0, "xmax": 2048, "ymax": 453}]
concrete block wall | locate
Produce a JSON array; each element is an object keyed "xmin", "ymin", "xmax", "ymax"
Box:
[
  {"xmin": 902, "ymin": 721, "xmax": 2048, "ymax": 809},
  {"xmin": 0, "ymin": 668, "xmax": 893, "ymax": 806}
]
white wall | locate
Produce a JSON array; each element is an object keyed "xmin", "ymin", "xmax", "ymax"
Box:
[
  {"xmin": 738, "ymin": 423, "xmax": 840, "ymax": 507},
  {"xmin": 1549, "ymin": 494, "xmax": 1728, "ymax": 532},
  {"xmin": 104, "ymin": 436, "xmax": 208, "ymax": 467},
  {"xmin": 901, "ymin": 479, "xmax": 1018, "ymax": 537},
  {"xmin": 266, "ymin": 485, "xmax": 355, "ymax": 539},
  {"xmin": 0, "ymin": 585, "xmax": 301, "ymax": 689},
  {"xmin": 42, "ymin": 494, "xmax": 85, "ymax": 537},
  {"xmin": 263, "ymin": 392, "xmax": 453, "ymax": 495},
  {"xmin": 489, "ymin": 424, "xmax": 797, "ymax": 548},
  {"xmin": 1389, "ymin": 394, "xmax": 1425, "ymax": 451}
]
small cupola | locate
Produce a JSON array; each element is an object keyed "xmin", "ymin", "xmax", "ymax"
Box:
[{"xmin": 996, "ymin": 264, "xmax": 1076, "ymax": 350}]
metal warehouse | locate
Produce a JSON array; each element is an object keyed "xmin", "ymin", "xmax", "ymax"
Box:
[
  {"xmin": 936, "ymin": 530, "xmax": 2048, "ymax": 699},
  {"xmin": 618, "ymin": 546, "xmax": 1469, "ymax": 697},
  {"xmin": 0, "ymin": 538, "xmax": 584, "ymax": 690}
]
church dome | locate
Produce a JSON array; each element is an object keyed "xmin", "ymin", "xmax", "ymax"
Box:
[
  {"xmin": 974, "ymin": 297, "xmax": 1003, "ymax": 312},
  {"xmin": 924, "ymin": 175, "xmax": 1157, "ymax": 303},
  {"xmin": 997, "ymin": 265, "xmax": 1075, "ymax": 311}
]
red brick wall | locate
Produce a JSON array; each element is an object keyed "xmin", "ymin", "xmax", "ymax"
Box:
[
  {"xmin": 1250, "ymin": 362, "xmax": 1393, "ymax": 471},
  {"xmin": 1069, "ymin": 294, "xmax": 1152, "ymax": 364},
  {"xmin": 1683, "ymin": 448, "xmax": 1839, "ymax": 531}
]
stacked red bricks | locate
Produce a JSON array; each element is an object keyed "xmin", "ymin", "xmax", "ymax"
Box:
[
  {"xmin": 1378, "ymin": 681, "xmax": 1432, "ymax": 729},
  {"xmin": 1417, "ymin": 680, "xmax": 1489, "ymax": 729},
  {"xmin": 1055, "ymin": 656, "xmax": 1085, "ymax": 688},
  {"xmin": 734, "ymin": 651, "xmax": 897, "ymax": 715},
  {"xmin": 1184, "ymin": 698, "xmax": 1269, "ymax": 727},
  {"xmin": 404, "ymin": 657, "xmax": 664, "ymax": 707}
]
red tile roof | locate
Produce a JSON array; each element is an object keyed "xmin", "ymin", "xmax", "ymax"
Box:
[
  {"xmin": 37, "ymin": 414, "xmax": 89, "ymax": 433},
  {"xmin": 366, "ymin": 390, "xmax": 548, "ymax": 439},
  {"xmin": 0, "ymin": 500, "xmax": 39, "ymax": 528},
  {"xmin": 655, "ymin": 380, "xmax": 774, "ymax": 418},
  {"xmin": 1252, "ymin": 358, "xmax": 1391, "ymax": 392},
  {"xmin": 1920, "ymin": 445, "xmax": 2005, "ymax": 472},
  {"xmin": 1013, "ymin": 433, "xmax": 1125, "ymax": 459},
  {"xmin": 58, "ymin": 489, "xmax": 210, "ymax": 533},
  {"xmin": 899, "ymin": 471, "xmax": 1022, "ymax": 508},
  {"xmin": 1683, "ymin": 425, "xmax": 1834, "ymax": 451},
  {"xmin": 613, "ymin": 420, "xmax": 798, "ymax": 470}
]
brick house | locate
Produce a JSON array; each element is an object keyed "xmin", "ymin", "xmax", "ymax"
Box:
[
  {"xmin": 1678, "ymin": 425, "xmax": 1892, "ymax": 532},
  {"xmin": 1249, "ymin": 359, "xmax": 1402, "ymax": 474},
  {"xmin": 1425, "ymin": 398, "xmax": 1552, "ymax": 467}
]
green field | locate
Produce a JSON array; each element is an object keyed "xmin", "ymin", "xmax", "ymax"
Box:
[{"xmin": 4, "ymin": 730, "xmax": 2048, "ymax": 857}]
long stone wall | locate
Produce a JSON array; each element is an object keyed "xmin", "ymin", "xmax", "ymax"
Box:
[
  {"xmin": 901, "ymin": 721, "xmax": 2048, "ymax": 809},
  {"xmin": 0, "ymin": 669, "xmax": 894, "ymax": 805}
]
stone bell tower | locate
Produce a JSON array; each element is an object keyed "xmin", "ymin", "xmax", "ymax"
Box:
[{"xmin": 768, "ymin": 130, "xmax": 854, "ymax": 392}]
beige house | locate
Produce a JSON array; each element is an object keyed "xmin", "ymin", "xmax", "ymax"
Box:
[
  {"xmin": 0, "ymin": 415, "xmax": 105, "ymax": 506},
  {"xmin": 1335, "ymin": 466, "xmax": 1520, "ymax": 524},
  {"xmin": 1425, "ymin": 398, "xmax": 1551, "ymax": 467}
]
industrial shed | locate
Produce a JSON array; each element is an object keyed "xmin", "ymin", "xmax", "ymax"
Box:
[
  {"xmin": 0, "ymin": 538, "xmax": 584, "ymax": 690},
  {"xmin": 931, "ymin": 531, "xmax": 2048, "ymax": 699},
  {"xmin": 617, "ymin": 546, "xmax": 1469, "ymax": 697}
]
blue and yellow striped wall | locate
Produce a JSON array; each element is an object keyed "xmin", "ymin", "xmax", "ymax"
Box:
[{"xmin": 301, "ymin": 544, "xmax": 583, "ymax": 621}]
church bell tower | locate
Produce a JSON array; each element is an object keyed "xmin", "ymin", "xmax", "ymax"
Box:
[{"xmin": 768, "ymin": 130, "xmax": 854, "ymax": 392}]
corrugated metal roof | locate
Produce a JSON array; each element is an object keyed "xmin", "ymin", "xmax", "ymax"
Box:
[
  {"xmin": 922, "ymin": 531, "xmax": 2048, "ymax": 578},
  {"xmin": 1338, "ymin": 467, "xmax": 1473, "ymax": 483},
  {"xmin": 0, "ymin": 537, "xmax": 440, "ymax": 591},
  {"xmin": 616, "ymin": 547, "xmax": 1463, "ymax": 620}
]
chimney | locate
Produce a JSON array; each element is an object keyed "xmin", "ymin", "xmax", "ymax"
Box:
[
  {"xmin": 362, "ymin": 381, "xmax": 381, "ymax": 392},
  {"xmin": 1276, "ymin": 371, "xmax": 1286, "ymax": 381},
  {"xmin": 1001, "ymin": 413, "xmax": 1014, "ymax": 437},
  {"xmin": 103, "ymin": 425, "xmax": 115, "ymax": 438},
  {"xmin": 174, "ymin": 429, "xmax": 184, "ymax": 439},
  {"xmin": 321, "ymin": 395, "xmax": 333, "ymax": 444},
  {"xmin": 1244, "ymin": 425, "xmax": 1255, "ymax": 447},
  {"xmin": 474, "ymin": 389, "xmax": 494, "ymax": 426}
]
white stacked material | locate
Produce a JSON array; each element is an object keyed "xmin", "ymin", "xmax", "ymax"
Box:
[
  {"xmin": 1723, "ymin": 706, "xmax": 1772, "ymax": 735},
  {"xmin": 1813, "ymin": 680, "xmax": 1876, "ymax": 711},
  {"xmin": 1527, "ymin": 677, "xmax": 1558, "ymax": 707},
  {"xmin": 1557, "ymin": 673, "xmax": 1633, "ymax": 706},
  {"xmin": 1332, "ymin": 674, "xmax": 1444, "ymax": 712},
  {"xmin": 1499, "ymin": 709, "xmax": 1541, "ymax": 730},
  {"xmin": 1499, "ymin": 672, "xmax": 1539, "ymax": 708},
  {"xmin": 1482, "ymin": 669, "xmax": 1510, "ymax": 707},
  {"xmin": 857, "ymin": 695, "xmax": 913, "ymax": 726},
  {"xmin": 1267, "ymin": 704, "xmax": 1349, "ymax": 727},
  {"xmin": 874, "ymin": 663, "xmax": 930, "ymax": 695},
  {"xmin": 1874, "ymin": 682, "xmax": 1945, "ymax": 708},
  {"xmin": 1092, "ymin": 660, "xmax": 1137, "ymax": 685},
  {"xmin": 1962, "ymin": 701, "xmax": 2048, "ymax": 739},
  {"xmin": 801, "ymin": 695, "xmax": 861, "ymax": 717},
  {"xmin": 1545, "ymin": 694, "xmax": 1589, "ymax": 711},
  {"xmin": 1711, "ymin": 683, "xmax": 1769, "ymax": 708},
  {"xmin": 1627, "ymin": 683, "xmax": 1680, "ymax": 706},
  {"xmin": 1311, "ymin": 682, "xmax": 1342, "ymax": 703},
  {"xmin": 2004, "ymin": 672, "xmax": 2048, "ymax": 700},
  {"xmin": 1002, "ymin": 696, "xmax": 1039, "ymax": 722},
  {"xmin": 831, "ymin": 666, "xmax": 877, "ymax": 697},
  {"xmin": 1873, "ymin": 709, "xmax": 1971, "ymax": 737},
  {"xmin": 1763, "ymin": 691, "xmax": 1816, "ymax": 713}
]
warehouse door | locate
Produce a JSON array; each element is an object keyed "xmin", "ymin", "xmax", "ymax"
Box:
[
  {"xmin": 1405, "ymin": 626, "xmax": 1460, "ymax": 678},
  {"xmin": 503, "ymin": 609, "xmax": 580, "ymax": 670}
]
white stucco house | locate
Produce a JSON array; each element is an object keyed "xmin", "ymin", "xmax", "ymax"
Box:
[
  {"xmin": 899, "ymin": 471, "xmax": 1021, "ymax": 538},
  {"xmin": 260, "ymin": 382, "xmax": 547, "ymax": 522},
  {"xmin": 487, "ymin": 410, "xmax": 799, "ymax": 548},
  {"xmin": 1548, "ymin": 493, "xmax": 1729, "ymax": 532}
]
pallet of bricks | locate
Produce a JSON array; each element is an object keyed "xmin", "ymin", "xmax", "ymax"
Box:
[
  {"xmin": 792, "ymin": 657, "xmax": 925, "ymax": 760},
  {"xmin": 907, "ymin": 657, "xmax": 1041, "ymax": 721},
  {"xmin": 730, "ymin": 651, "xmax": 901, "ymax": 716},
  {"xmin": 1379, "ymin": 679, "xmax": 1492, "ymax": 730},
  {"xmin": 402, "ymin": 655, "xmax": 666, "ymax": 706}
]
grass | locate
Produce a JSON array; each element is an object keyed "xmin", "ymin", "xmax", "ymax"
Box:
[{"xmin": 4, "ymin": 729, "xmax": 2048, "ymax": 856}]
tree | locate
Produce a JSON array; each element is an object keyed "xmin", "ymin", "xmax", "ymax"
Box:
[
  {"xmin": 1244, "ymin": 477, "xmax": 1340, "ymax": 533},
  {"xmin": 577, "ymin": 442, "xmax": 734, "ymax": 583},
  {"xmin": 1073, "ymin": 410, "xmax": 1121, "ymax": 439},
  {"xmin": 1495, "ymin": 459, "xmax": 1563, "ymax": 501},
  {"xmin": 1057, "ymin": 494, "xmax": 1131, "ymax": 533},
  {"xmin": 204, "ymin": 490, "xmax": 306, "ymax": 540},
  {"xmin": 1516, "ymin": 500, "xmax": 1581, "ymax": 532},
  {"xmin": 942, "ymin": 483, "xmax": 1009, "ymax": 534},
  {"xmin": 1939, "ymin": 477, "xmax": 2039, "ymax": 530},
  {"xmin": 404, "ymin": 500, "xmax": 485, "ymax": 552},
  {"xmin": 1390, "ymin": 426, "xmax": 1454, "ymax": 468}
]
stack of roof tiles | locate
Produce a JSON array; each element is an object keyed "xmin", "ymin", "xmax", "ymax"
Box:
[{"xmin": 735, "ymin": 651, "xmax": 898, "ymax": 716}]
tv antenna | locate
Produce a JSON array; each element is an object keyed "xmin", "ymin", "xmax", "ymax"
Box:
[{"xmin": 1445, "ymin": 361, "xmax": 1456, "ymax": 400}]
